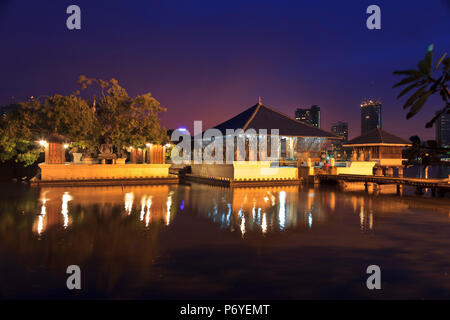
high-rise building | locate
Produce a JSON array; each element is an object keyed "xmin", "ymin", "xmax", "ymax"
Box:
[
  {"xmin": 360, "ymin": 99, "xmax": 381, "ymax": 135},
  {"xmin": 295, "ymin": 105, "xmax": 321, "ymax": 128},
  {"xmin": 436, "ymin": 109, "xmax": 450, "ymax": 148},
  {"xmin": 330, "ymin": 121, "xmax": 349, "ymax": 160},
  {"xmin": 331, "ymin": 121, "xmax": 348, "ymax": 142}
]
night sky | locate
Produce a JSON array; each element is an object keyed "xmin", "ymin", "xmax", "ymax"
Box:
[{"xmin": 0, "ymin": 0, "xmax": 449, "ymax": 140}]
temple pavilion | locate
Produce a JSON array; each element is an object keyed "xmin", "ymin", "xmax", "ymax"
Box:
[{"xmin": 208, "ymin": 100, "xmax": 339, "ymax": 164}]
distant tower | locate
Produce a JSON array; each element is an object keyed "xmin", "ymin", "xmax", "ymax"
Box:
[
  {"xmin": 330, "ymin": 121, "xmax": 349, "ymax": 160},
  {"xmin": 436, "ymin": 109, "xmax": 450, "ymax": 148},
  {"xmin": 295, "ymin": 105, "xmax": 321, "ymax": 128},
  {"xmin": 331, "ymin": 121, "xmax": 348, "ymax": 142},
  {"xmin": 360, "ymin": 99, "xmax": 381, "ymax": 135}
]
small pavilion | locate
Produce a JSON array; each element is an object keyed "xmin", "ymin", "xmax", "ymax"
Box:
[{"xmin": 343, "ymin": 128, "xmax": 411, "ymax": 176}]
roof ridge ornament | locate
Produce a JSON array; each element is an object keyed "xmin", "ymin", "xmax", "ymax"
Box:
[{"xmin": 258, "ymin": 96, "xmax": 262, "ymax": 105}]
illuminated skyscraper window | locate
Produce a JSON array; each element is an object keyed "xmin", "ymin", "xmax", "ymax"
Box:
[
  {"xmin": 436, "ymin": 110, "xmax": 450, "ymax": 148},
  {"xmin": 295, "ymin": 105, "xmax": 321, "ymax": 128},
  {"xmin": 360, "ymin": 99, "xmax": 381, "ymax": 135}
]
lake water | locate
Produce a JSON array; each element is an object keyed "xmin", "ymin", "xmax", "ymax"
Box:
[{"xmin": 0, "ymin": 182, "xmax": 449, "ymax": 299}]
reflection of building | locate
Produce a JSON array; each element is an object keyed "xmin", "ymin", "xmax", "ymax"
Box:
[
  {"xmin": 436, "ymin": 110, "xmax": 450, "ymax": 148},
  {"xmin": 295, "ymin": 105, "xmax": 321, "ymax": 128},
  {"xmin": 344, "ymin": 128, "xmax": 411, "ymax": 167},
  {"xmin": 33, "ymin": 185, "xmax": 176, "ymax": 234},
  {"xmin": 189, "ymin": 184, "xmax": 331, "ymax": 235},
  {"xmin": 361, "ymin": 100, "xmax": 381, "ymax": 135},
  {"xmin": 32, "ymin": 191, "xmax": 72, "ymax": 235},
  {"xmin": 190, "ymin": 100, "xmax": 338, "ymax": 184},
  {"xmin": 330, "ymin": 121, "xmax": 349, "ymax": 160}
]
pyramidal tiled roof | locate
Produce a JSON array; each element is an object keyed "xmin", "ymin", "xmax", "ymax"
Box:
[
  {"xmin": 344, "ymin": 128, "xmax": 411, "ymax": 146},
  {"xmin": 211, "ymin": 103, "xmax": 338, "ymax": 138}
]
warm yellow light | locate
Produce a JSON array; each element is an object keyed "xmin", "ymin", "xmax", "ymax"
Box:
[
  {"xmin": 146, "ymin": 143, "xmax": 152, "ymax": 147},
  {"xmin": 39, "ymin": 140, "xmax": 47, "ymax": 147},
  {"xmin": 240, "ymin": 215, "xmax": 246, "ymax": 237},
  {"xmin": 63, "ymin": 144, "xmax": 69, "ymax": 149},
  {"xmin": 164, "ymin": 143, "xmax": 172, "ymax": 148},
  {"xmin": 261, "ymin": 213, "xmax": 267, "ymax": 234},
  {"xmin": 61, "ymin": 192, "xmax": 72, "ymax": 228},
  {"xmin": 124, "ymin": 192, "xmax": 134, "ymax": 216}
]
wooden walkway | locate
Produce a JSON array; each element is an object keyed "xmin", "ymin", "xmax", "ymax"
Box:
[{"xmin": 317, "ymin": 174, "xmax": 450, "ymax": 196}]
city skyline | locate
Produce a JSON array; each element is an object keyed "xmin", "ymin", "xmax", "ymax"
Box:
[{"xmin": 1, "ymin": 1, "xmax": 449, "ymax": 141}]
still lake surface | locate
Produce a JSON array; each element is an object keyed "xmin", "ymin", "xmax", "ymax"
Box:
[{"xmin": 0, "ymin": 181, "xmax": 449, "ymax": 299}]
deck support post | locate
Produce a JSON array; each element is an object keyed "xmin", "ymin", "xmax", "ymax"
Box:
[{"xmin": 396, "ymin": 184, "xmax": 402, "ymax": 195}]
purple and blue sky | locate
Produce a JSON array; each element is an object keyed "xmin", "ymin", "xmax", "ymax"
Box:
[{"xmin": 0, "ymin": 0, "xmax": 449, "ymax": 139}]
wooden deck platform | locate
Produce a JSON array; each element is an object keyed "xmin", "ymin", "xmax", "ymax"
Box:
[
  {"xmin": 30, "ymin": 175, "xmax": 179, "ymax": 187},
  {"xmin": 183, "ymin": 174, "xmax": 303, "ymax": 187}
]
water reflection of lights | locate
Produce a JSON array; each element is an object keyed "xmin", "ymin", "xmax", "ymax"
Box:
[
  {"xmin": 358, "ymin": 201, "xmax": 374, "ymax": 231},
  {"xmin": 166, "ymin": 192, "xmax": 173, "ymax": 226},
  {"xmin": 307, "ymin": 189, "xmax": 315, "ymax": 212},
  {"xmin": 124, "ymin": 192, "xmax": 134, "ymax": 215},
  {"xmin": 32, "ymin": 186, "xmax": 175, "ymax": 233},
  {"xmin": 359, "ymin": 205, "xmax": 364, "ymax": 230},
  {"xmin": 278, "ymin": 191, "xmax": 286, "ymax": 230},
  {"xmin": 240, "ymin": 215, "xmax": 246, "ymax": 237},
  {"xmin": 329, "ymin": 192, "xmax": 336, "ymax": 212},
  {"xmin": 61, "ymin": 192, "xmax": 72, "ymax": 228},
  {"xmin": 145, "ymin": 197, "xmax": 152, "ymax": 227},
  {"xmin": 351, "ymin": 196, "xmax": 358, "ymax": 213},
  {"xmin": 138, "ymin": 195, "xmax": 153, "ymax": 226},
  {"xmin": 37, "ymin": 198, "xmax": 47, "ymax": 235},
  {"xmin": 269, "ymin": 192, "xmax": 276, "ymax": 206},
  {"xmin": 195, "ymin": 186, "xmax": 327, "ymax": 236},
  {"xmin": 136, "ymin": 192, "xmax": 176, "ymax": 228},
  {"xmin": 140, "ymin": 196, "xmax": 147, "ymax": 221},
  {"xmin": 261, "ymin": 213, "xmax": 267, "ymax": 234}
]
